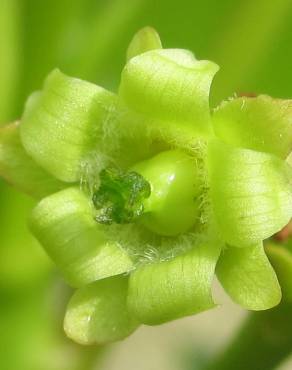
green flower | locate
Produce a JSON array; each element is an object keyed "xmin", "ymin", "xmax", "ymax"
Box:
[{"xmin": 1, "ymin": 27, "xmax": 292, "ymax": 344}]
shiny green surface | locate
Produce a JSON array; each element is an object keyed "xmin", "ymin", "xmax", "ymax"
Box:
[{"xmin": 133, "ymin": 150, "xmax": 201, "ymax": 236}]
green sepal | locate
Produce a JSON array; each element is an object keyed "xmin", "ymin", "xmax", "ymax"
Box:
[
  {"xmin": 208, "ymin": 140, "xmax": 292, "ymax": 247},
  {"xmin": 0, "ymin": 122, "xmax": 65, "ymax": 198},
  {"xmin": 266, "ymin": 243, "xmax": 292, "ymax": 303},
  {"xmin": 64, "ymin": 275, "xmax": 139, "ymax": 345},
  {"xmin": 216, "ymin": 243, "xmax": 281, "ymax": 310},
  {"xmin": 119, "ymin": 49, "xmax": 219, "ymax": 143},
  {"xmin": 30, "ymin": 187, "xmax": 133, "ymax": 287},
  {"xmin": 126, "ymin": 26, "xmax": 162, "ymax": 61},
  {"xmin": 20, "ymin": 69, "xmax": 117, "ymax": 182},
  {"xmin": 127, "ymin": 241, "xmax": 221, "ymax": 325},
  {"xmin": 213, "ymin": 95, "xmax": 292, "ymax": 159}
]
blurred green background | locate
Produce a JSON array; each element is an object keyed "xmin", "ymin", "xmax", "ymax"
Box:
[{"xmin": 1, "ymin": 0, "xmax": 292, "ymax": 369}]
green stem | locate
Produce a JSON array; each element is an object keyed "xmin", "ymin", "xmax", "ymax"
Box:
[{"xmin": 202, "ymin": 302, "xmax": 292, "ymax": 370}]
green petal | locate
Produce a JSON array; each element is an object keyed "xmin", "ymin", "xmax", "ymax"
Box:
[
  {"xmin": 213, "ymin": 95, "xmax": 292, "ymax": 159},
  {"xmin": 20, "ymin": 69, "xmax": 117, "ymax": 182},
  {"xmin": 216, "ymin": 243, "xmax": 281, "ymax": 310},
  {"xmin": 126, "ymin": 26, "xmax": 162, "ymax": 61},
  {"xmin": 0, "ymin": 122, "xmax": 65, "ymax": 198},
  {"xmin": 64, "ymin": 275, "xmax": 139, "ymax": 345},
  {"xmin": 127, "ymin": 241, "xmax": 221, "ymax": 325},
  {"xmin": 266, "ymin": 243, "xmax": 292, "ymax": 303},
  {"xmin": 30, "ymin": 187, "xmax": 133, "ymax": 287},
  {"xmin": 208, "ymin": 140, "xmax": 292, "ymax": 247},
  {"xmin": 119, "ymin": 49, "xmax": 219, "ymax": 141}
]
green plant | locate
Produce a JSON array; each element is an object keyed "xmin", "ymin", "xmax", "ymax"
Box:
[{"xmin": 0, "ymin": 27, "xmax": 291, "ymax": 345}]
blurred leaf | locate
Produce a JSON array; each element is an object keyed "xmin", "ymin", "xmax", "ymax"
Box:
[
  {"xmin": 210, "ymin": 0, "xmax": 292, "ymax": 104},
  {"xmin": 0, "ymin": 0, "xmax": 19, "ymax": 123}
]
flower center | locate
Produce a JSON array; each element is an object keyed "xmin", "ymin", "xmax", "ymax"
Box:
[{"xmin": 93, "ymin": 150, "xmax": 201, "ymax": 237}]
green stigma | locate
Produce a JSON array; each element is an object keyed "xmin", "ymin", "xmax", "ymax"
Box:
[{"xmin": 93, "ymin": 167, "xmax": 151, "ymax": 225}]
